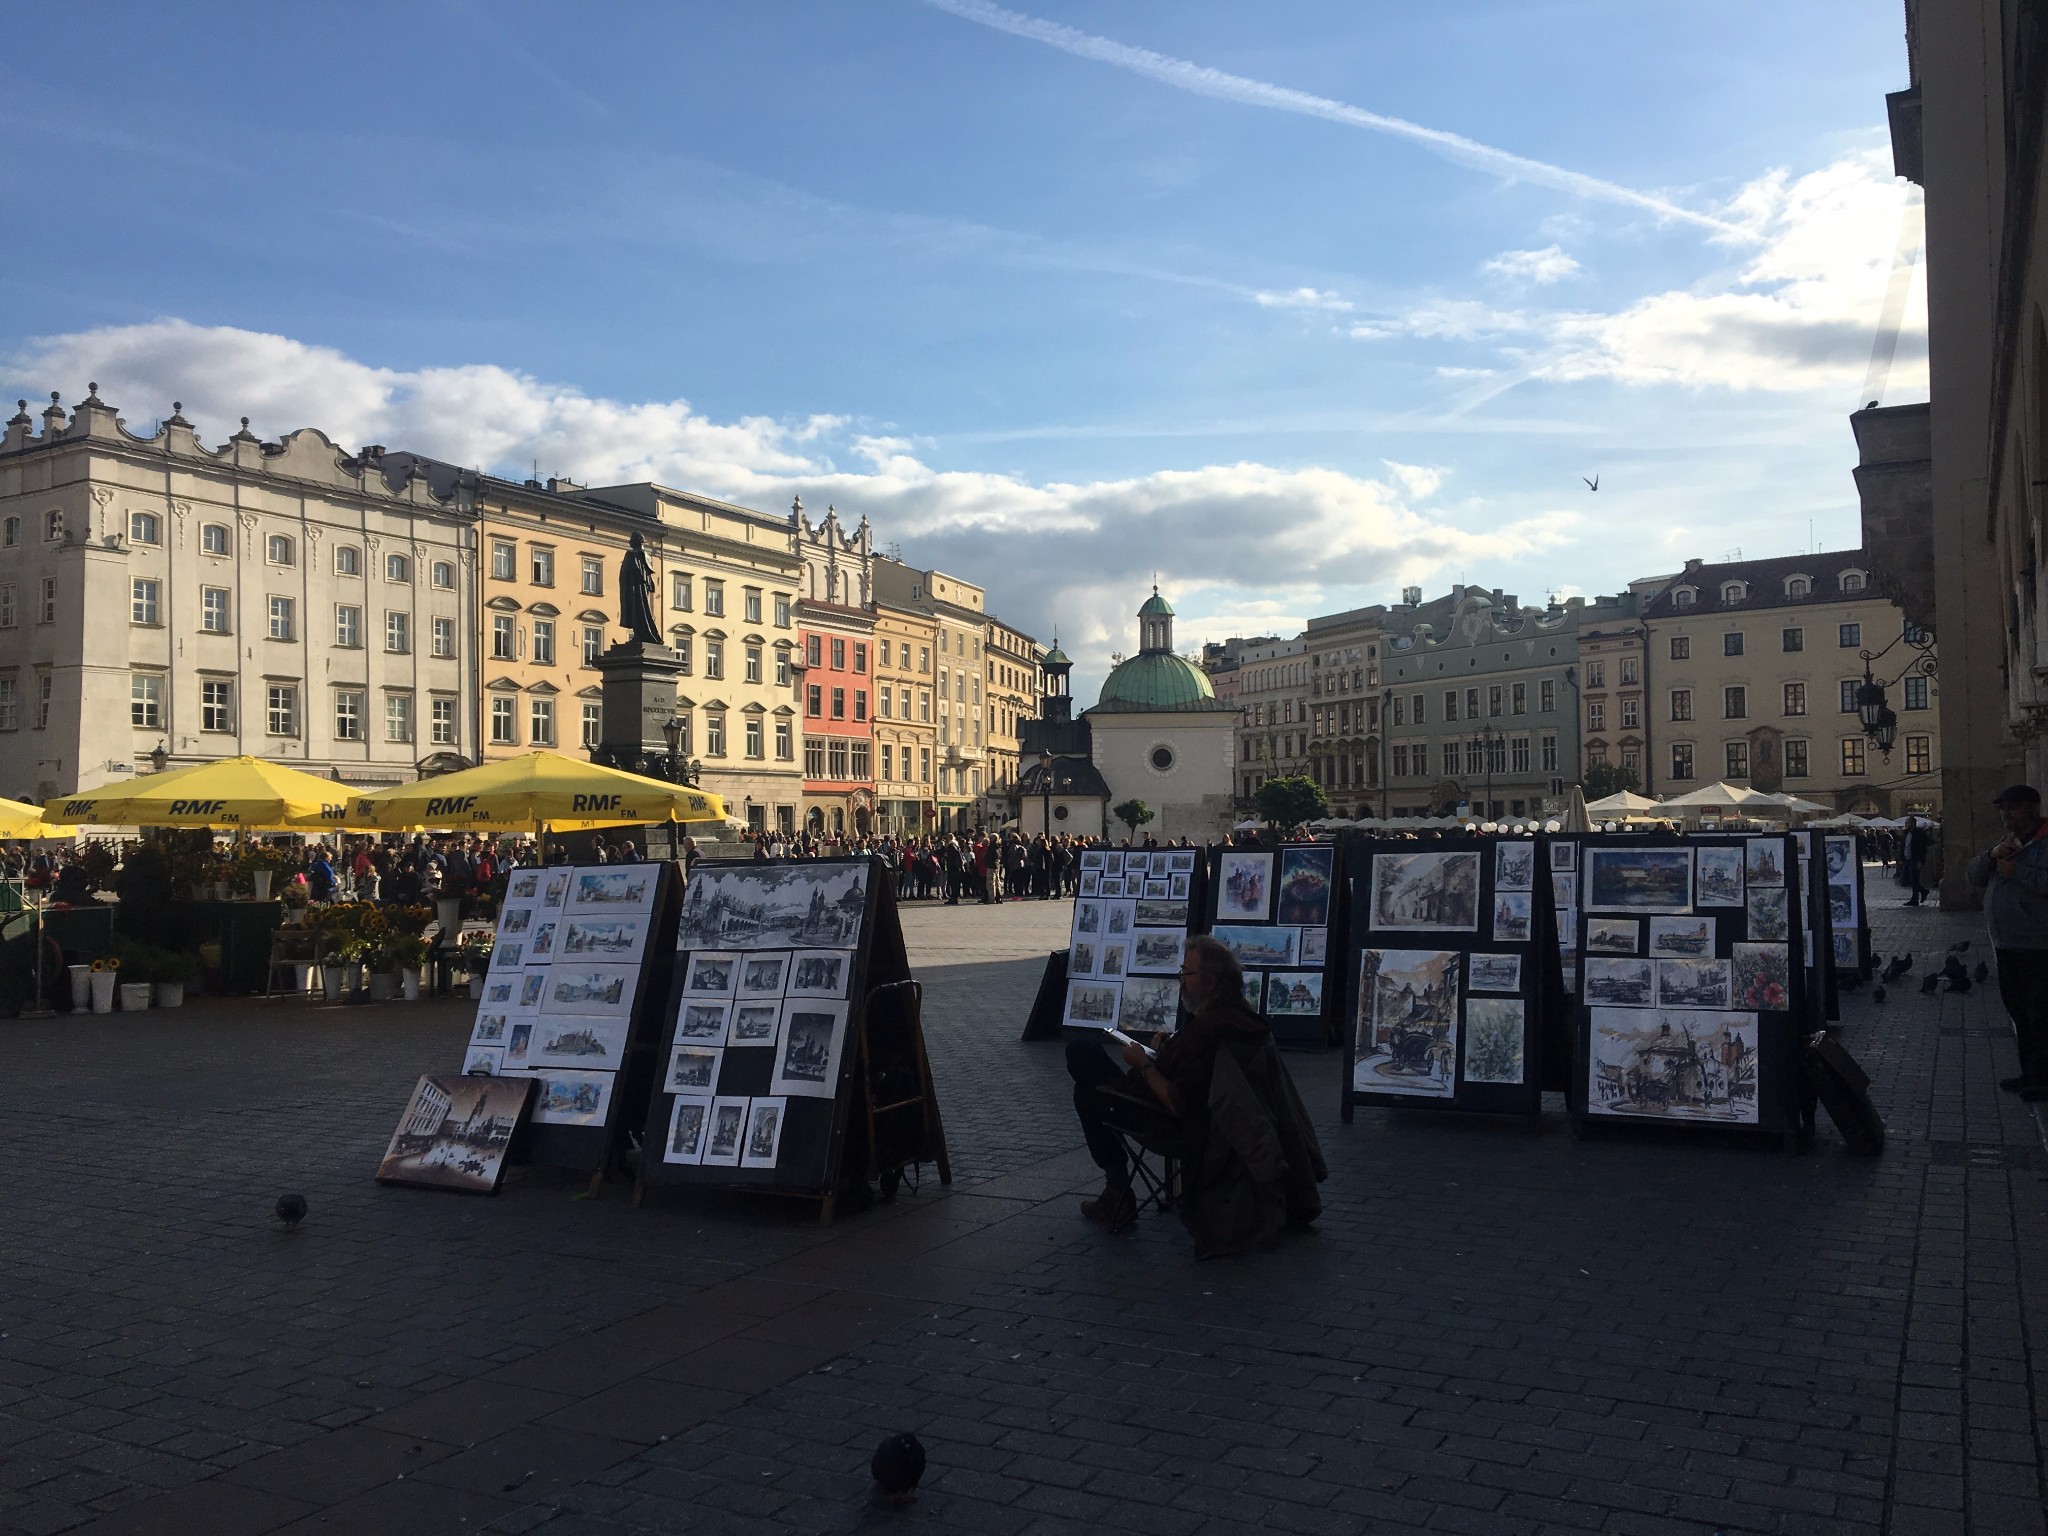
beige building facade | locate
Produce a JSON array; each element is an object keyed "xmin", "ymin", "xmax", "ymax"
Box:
[
  {"xmin": 871, "ymin": 600, "xmax": 936, "ymax": 833},
  {"xmin": 982, "ymin": 615, "xmax": 1041, "ymax": 825}
]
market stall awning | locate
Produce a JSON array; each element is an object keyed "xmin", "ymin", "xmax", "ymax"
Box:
[
  {"xmin": 347, "ymin": 750, "xmax": 727, "ymax": 833},
  {"xmin": 0, "ymin": 796, "xmax": 75, "ymax": 839},
  {"xmin": 1583, "ymin": 789, "xmax": 1661, "ymax": 815},
  {"xmin": 1656, "ymin": 781, "xmax": 1774, "ymax": 810},
  {"xmin": 44, "ymin": 756, "xmax": 359, "ymax": 831}
]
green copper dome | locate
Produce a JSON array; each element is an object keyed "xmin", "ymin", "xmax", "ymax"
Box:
[
  {"xmin": 1041, "ymin": 641, "xmax": 1071, "ymax": 668},
  {"xmin": 1096, "ymin": 650, "xmax": 1215, "ymax": 709},
  {"xmin": 1137, "ymin": 589, "xmax": 1175, "ymax": 619}
]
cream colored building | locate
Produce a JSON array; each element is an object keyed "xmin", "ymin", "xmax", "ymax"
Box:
[
  {"xmin": 982, "ymin": 614, "xmax": 1041, "ymax": 825},
  {"xmin": 1641, "ymin": 553, "xmax": 1940, "ymax": 815},
  {"xmin": 873, "ymin": 559, "xmax": 988, "ymax": 831},
  {"xmin": 871, "ymin": 599, "xmax": 936, "ymax": 833},
  {"xmin": 0, "ymin": 390, "xmax": 475, "ymax": 801}
]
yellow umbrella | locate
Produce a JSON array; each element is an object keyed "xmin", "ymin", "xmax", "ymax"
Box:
[
  {"xmin": 0, "ymin": 797, "xmax": 75, "ymax": 839},
  {"xmin": 347, "ymin": 751, "xmax": 726, "ymax": 834},
  {"xmin": 43, "ymin": 756, "xmax": 358, "ymax": 831}
]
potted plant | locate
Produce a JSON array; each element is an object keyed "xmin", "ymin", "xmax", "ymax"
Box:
[
  {"xmin": 153, "ymin": 946, "xmax": 200, "ymax": 1008},
  {"xmin": 87, "ymin": 955, "xmax": 118, "ymax": 1014},
  {"xmin": 239, "ymin": 843, "xmax": 297, "ymax": 902},
  {"xmin": 114, "ymin": 944, "xmax": 153, "ymax": 1011},
  {"xmin": 395, "ymin": 935, "xmax": 430, "ymax": 1000}
]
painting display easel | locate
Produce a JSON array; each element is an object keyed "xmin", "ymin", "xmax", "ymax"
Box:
[
  {"xmin": 458, "ymin": 862, "xmax": 681, "ymax": 1193},
  {"xmin": 1822, "ymin": 833, "xmax": 1871, "ymax": 994},
  {"xmin": 635, "ymin": 856, "xmax": 948, "ymax": 1223},
  {"xmin": 1340, "ymin": 835, "xmax": 1564, "ymax": 1121},
  {"xmin": 1059, "ymin": 847, "xmax": 1204, "ymax": 1039},
  {"xmin": 1206, "ymin": 843, "xmax": 1343, "ymax": 1051},
  {"xmin": 1566, "ymin": 832, "xmax": 1808, "ymax": 1144}
]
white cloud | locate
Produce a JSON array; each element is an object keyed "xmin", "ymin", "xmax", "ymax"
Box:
[
  {"xmin": 1434, "ymin": 365, "xmax": 1497, "ymax": 379},
  {"xmin": 4, "ymin": 320, "xmax": 1580, "ymax": 697},
  {"xmin": 1483, "ymin": 245, "xmax": 1581, "ymax": 285},
  {"xmin": 1254, "ymin": 287, "xmax": 1353, "ymax": 312}
]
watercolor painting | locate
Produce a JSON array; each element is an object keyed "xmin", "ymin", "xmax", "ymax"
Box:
[
  {"xmin": 1588, "ymin": 1009, "xmax": 1758, "ymax": 1123},
  {"xmin": 1461, "ymin": 999, "xmax": 1525, "ymax": 1085},
  {"xmin": 1370, "ymin": 851, "xmax": 1482, "ymax": 932}
]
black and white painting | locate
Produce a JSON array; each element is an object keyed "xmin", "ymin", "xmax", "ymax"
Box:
[
  {"xmin": 1462, "ymin": 999, "xmax": 1525, "ymax": 1085},
  {"xmin": 1647, "ymin": 916, "xmax": 1715, "ymax": 957},
  {"xmin": 462, "ymin": 1045, "xmax": 502, "ymax": 1076},
  {"xmin": 1104, "ymin": 900, "xmax": 1135, "ymax": 936},
  {"xmin": 727, "ymin": 1000, "xmax": 783, "ymax": 1048},
  {"xmin": 1370, "ymin": 851, "xmax": 1482, "ymax": 932},
  {"xmin": 701, "ymin": 1096, "xmax": 749, "ymax": 1166},
  {"xmin": 1064, "ymin": 978, "xmax": 1121, "ymax": 1029},
  {"xmin": 530, "ymin": 1016, "xmax": 630, "ymax": 1071},
  {"xmin": 1550, "ymin": 840, "xmax": 1578, "ymax": 870},
  {"xmin": 1075, "ymin": 901, "xmax": 1101, "ymax": 936},
  {"xmin": 1170, "ymin": 871, "xmax": 1191, "ymax": 900},
  {"xmin": 1747, "ymin": 887, "xmax": 1790, "ymax": 941},
  {"xmin": 1119, "ymin": 975, "xmax": 1180, "ymax": 1034},
  {"xmin": 1495, "ymin": 839, "xmax": 1534, "ymax": 893},
  {"xmin": 1276, "ymin": 846, "xmax": 1335, "ymax": 926},
  {"xmin": 377, "ymin": 1074, "xmax": 533, "ymax": 1195},
  {"xmin": 1168, "ymin": 850, "xmax": 1197, "ymax": 874},
  {"xmin": 1129, "ymin": 929, "xmax": 1184, "ymax": 975},
  {"xmin": 1216, "ymin": 851, "xmax": 1274, "ymax": 921},
  {"xmin": 1583, "ymin": 848, "xmax": 1694, "ymax": 914},
  {"xmin": 1466, "ymin": 953, "xmax": 1522, "ymax": 993},
  {"xmin": 1832, "ymin": 929, "xmax": 1857, "ymax": 968},
  {"xmin": 1070, "ymin": 940, "xmax": 1095, "ymax": 977},
  {"xmin": 562, "ymin": 915, "xmax": 650, "ymax": 961},
  {"xmin": 1745, "ymin": 838, "xmax": 1785, "ymax": 886},
  {"xmin": 1079, "ymin": 873, "xmax": 1100, "ymax": 897},
  {"xmin": 676, "ymin": 1000, "xmax": 731, "ymax": 1044},
  {"xmin": 773, "ymin": 1001, "xmax": 849, "ymax": 1098},
  {"xmin": 1210, "ymin": 923, "xmax": 1298, "ymax": 969},
  {"xmin": 737, "ymin": 952, "xmax": 790, "ymax": 998},
  {"xmin": 665, "ymin": 1044, "xmax": 723, "ymax": 1094},
  {"xmin": 663, "ymin": 1094, "xmax": 711, "ymax": 1165},
  {"xmin": 1657, "ymin": 957, "xmax": 1732, "ymax": 1009},
  {"xmin": 566, "ymin": 864, "xmax": 660, "ymax": 915},
  {"xmin": 1262, "ymin": 970, "xmax": 1324, "ymax": 1017},
  {"xmin": 1098, "ymin": 939, "xmax": 1129, "ymax": 979},
  {"xmin": 677, "ymin": 862, "xmax": 868, "ymax": 951},
  {"xmin": 741, "ymin": 1096, "xmax": 787, "ymax": 1169},
  {"xmin": 541, "ymin": 965, "xmax": 638, "ymax": 1020},
  {"xmin": 1584, "ymin": 917, "xmax": 1640, "ymax": 955},
  {"xmin": 1133, "ymin": 897, "xmax": 1187, "ymax": 927},
  {"xmin": 1695, "ymin": 846, "xmax": 1745, "ymax": 907},
  {"xmin": 1298, "ymin": 925, "xmax": 1327, "ymax": 966},
  {"xmin": 1096, "ymin": 876, "xmax": 1124, "ymax": 899},
  {"xmin": 1492, "ymin": 890, "xmax": 1533, "ymax": 943},
  {"xmin": 683, "ymin": 951, "xmax": 738, "ymax": 997},
  {"xmin": 1143, "ymin": 877, "xmax": 1170, "ymax": 900},
  {"xmin": 1080, "ymin": 850, "xmax": 1105, "ymax": 872},
  {"xmin": 787, "ymin": 950, "xmax": 850, "ymax": 999},
  {"xmin": 1551, "ymin": 870, "xmax": 1577, "ymax": 910},
  {"xmin": 1583, "ymin": 957, "xmax": 1655, "ymax": 1008},
  {"xmin": 1354, "ymin": 948, "xmax": 1460, "ymax": 1098},
  {"xmin": 529, "ymin": 1068, "xmax": 615, "ymax": 1127},
  {"xmin": 1588, "ymin": 1009, "xmax": 1758, "ymax": 1123}
]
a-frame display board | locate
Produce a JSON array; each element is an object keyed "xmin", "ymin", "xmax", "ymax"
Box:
[
  {"xmin": 460, "ymin": 862, "xmax": 682, "ymax": 1190},
  {"xmin": 1062, "ymin": 847, "xmax": 1205, "ymax": 1040},
  {"xmin": 1340, "ymin": 835, "xmax": 1566, "ymax": 1120},
  {"xmin": 1822, "ymin": 833, "xmax": 1871, "ymax": 993},
  {"xmin": 1792, "ymin": 831, "xmax": 1837, "ymax": 1027},
  {"xmin": 1567, "ymin": 832, "xmax": 1808, "ymax": 1142},
  {"xmin": 1206, "ymin": 843, "xmax": 1345, "ymax": 1051},
  {"xmin": 636, "ymin": 856, "xmax": 949, "ymax": 1221}
]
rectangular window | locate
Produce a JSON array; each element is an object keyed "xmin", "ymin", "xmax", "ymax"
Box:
[
  {"xmin": 1906, "ymin": 734, "xmax": 1932, "ymax": 775},
  {"xmin": 1841, "ymin": 737, "xmax": 1867, "ymax": 776},
  {"xmin": 1464, "ymin": 688, "xmax": 1480, "ymax": 719},
  {"xmin": 0, "ymin": 678, "xmax": 16, "ymax": 731},
  {"xmin": 938, "ymin": 670, "xmax": 949, "ymax": 702},
  {"xmin": 1724, "ymin": 686, "xmax": 1746, "ymax": 719},
  {"xmin": 267, "ymin": 684, "xmax": 297, "ymax": 736},
  {"xmin": 334, "ymin": 689, "xmax": 363, "ymax": 741},
  {"xmin": 531, "ymin": 619, "xmax": 553, "ymax": 664},
  {"xmin": 921, "ymin": 747, "xmax": 932, "ymax": 783},
  {"xmin": 36, "ymin": 674, "xmax": 51, "ymax": 729},
  {"xmin": 1904, "ymin": 675, "xmax": 1930, "ymax": 710},
  {"xmin": 854, "ymin": 689, "xmax": 868, "ymax": 722},
  {"xmin": 744, "ymin": 588, "xmax": 762, "ymax": 623},
  {"xmin": 1621, "ymin": 697, "xmax": 1640, "ymax": 729},
  {"xmin": 830, "ymin": 638, "xmax": 846, "ymax": 670},
  {"xmin": 1586, "ymin": 661, "xmax": 1606, "ymax": 688},
  {"xmin": 201, "ymin": 679, "xmax": 232, "ymax": 732},
  {"xmin": 852, "ymin": 741, "xmax": 870, "ymax": 779},
  {"xmin": 881, "ymin": 743, "xmax": 894, "ymax": 780},
  {"xmin": 1391, "ymin": 698, "xmax": 1405, "ymax": 727},
  {"xmin": 853, "ymin": 641, "xmax": 868, "ymax": 673},
  {"xmin": 745, "ymin": 716, "xmax": 763, "ymax": 758},
  {"xmin": 490, "ymin": 539, "xmax": 516, "ymax": 580},
  {"xmin": 1392, "ymin": 744, "xmax": 1410, "ymax": 778},
  {"xmin": 805, "ymin": 737, "xmax": 825, "ymax": 777},
  {"xmin": 130, "ymin": 673, "xmax": 161, "ymax": 728},
  {"xmin": 386, "ymin": 693, "xmax": 413, "ymax": 743},
  {"xmin": 1723, "ymin": 632, "xmax": 1744, "ymax": 656},
  {"xmin": 806, "ymin": 684, "xmax": 822, "ymax": 716},
  {"xmin": 1782, "ymin": 627, "xmax": 1803, "ymax": 652},
  {"xmin": 386, "ymin": 611, "xmax": 411, "ymax": 654},
  {"xmin": 1839, "ymin": 680, "xmax": 1859, "ymax": 713},
  {"xmin": 775, "ymin": 718, "xmax": 792, "ymax": 759},
  {"xmin": 1725, "ymin": 741, "xmax": 1749, "ymax": 779},
  {"xmin": 434, "ymin": 698, "xmax": 458, "ymax": 745},
  {"xmin": 0, "ymin": 584, "xmax": 13, "ymax": 629},
  {"xmin": 704, "ymin": 581, "xmax": 724, "ymax": 617},
  {"xmin": 1511, "ymin": 736, "xmax": 1530, "ymax": 772},
  {"xmin": 672, "ymin": 572, "xmax": 693, "ymax": 610},
  {"xmin": 774, "ymin": 594, "xmax": 791, "ymax": 628},
  {"xmin": 673, "ymin": 714, "xmax": 691, "ymax": 755},
  {"xmin": 1783, "ymin": 682, "xmax": 1806, "ymax": 716},
  {"xmin": 335, "ymin": 605, "xmax": 361, "ymax": 648},
  {"xmin": 581, "ymin": 555, "xmax": 603, "ymax": 596},
  {"xmin": 1411, "ymin": 693, "xmax": 1426, "ymax": 722},
  {"xmin": 529, "ymin": 697, "xmax": 554, "ymax": 745},
  {"xmin": 268, "ymin": 596, "xmax": 294, "ymax": 641},
  {"xmin": 584, "ymin": 625, "xmax": 603, "ymax": 664},
  {"xmin": 492, "ymin": 615, "xmax": 515, "ymax": 659},
  {"xmin": 831, "ymin": 687, "xmax": 846, "ymax": 720},
  {"xmin": 920, "ymin": 691, "xmax": 931, "ymax": 722},
  {"xmin": 828, "ymin": 739, "xmax": 849, "ymax": 779},
  {"xmin": 775, "ymin": 649, "xmax": 790, "ymax": 686},
  {"xmin": 38, "ymin": 577, "xmax": 55, "ymax": 623},
  {"xmin": 202, "ymin": 523, "xmax": 230, "ymax": 556},
  {"xmin": 1620, "ymin": 657, "xmax": 1639, "ymax": 685},
  {"xmin": 1587, "ymin": 701, "xmax": 1605, "ymax": 731},
  {"xmin": 880, "ymin": 684, "xmax": 893, "ymax": 718},
  {"xmin": 705, "ymin": 712, "xmax": 725, "ymax": 755},
  {"xmin": 1539, "ymin": 680, "xmax": 1555, "ymax": 712},
  {"xmin": 432, "ymin": 617, "xmax": 455, "ymax": 658},
  {"xmin": 1443, "ymin": 690, "xmax": 1458, "ymax": 723},
  {"xmin": 1838, "ymin": 622, "xmax": 1861, "ymax": 648},
  {"xmin": 1670, "ymin": 743, "xmax": 1695, "ymax": 780},
  {"xmin": 490, "ymin": 695, "xmax": 516, "ymax": 744},
  {"xmin": 1488, "ymin": 685, "xmax": 1503, "ymax": 716},
  {"xmin": 1511, "ymin": 682, "xmax": 1526, "ymax": 715},
  {"xmin": 804, "ymin": 634, "xmax": 822, "ymax": 669},
  {"xmin": 529, "ymin": 547, "xmax": 554, "ymax": 586},
  {"xmin": 580, "ymin": 701, "xmax": 601, "ymax": 749},
  {"xmin": 1784, "ymin": 739, "xmax": 1809, "ymax": 777},
  {"xmin": 131, "ymin": 578, "xmax": 160, "ymax": 625},
  {"xmin": 385, "ymin": 552, "xmax": 410, "ymax": 583},
  {"xmin": 1669, "ymin": 635, "xmax": 1690, "ymax": 660},
  {"xmin": 201, "ymin": 586, "xmax": 229, "ymax": 634},
  {"xmin": 704, "ymin": 638, "xmax": 723, "ymax": 679},
  {"xmin": 1442, "ymin": 741, "xmax": 1461, "ymax": 776}
]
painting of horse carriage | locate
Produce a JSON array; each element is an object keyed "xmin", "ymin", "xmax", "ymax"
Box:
[{"xmin": 1353, "ymin": 948, "xmax": 1460, "ymax": 1098}]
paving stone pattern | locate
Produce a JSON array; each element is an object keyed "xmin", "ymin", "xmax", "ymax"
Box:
[{"xmin": 1, "ymin": 882, "xmax": 2042, "ymax": 1535}]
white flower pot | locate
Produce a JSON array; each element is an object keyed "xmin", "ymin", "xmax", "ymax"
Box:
[
  {"xmin": 321, "ymin": 964, "xmax": 352, "ymax": 1000},
  {"xmin": 435, "ymin": 896, "xmax": 463, "ymax": 940},
  {"xmin": 89, "ymin": 971, "xmax": 116, "ymax": 1013},
  {"xmin": 401, "ymin": 967, "xmax": 422, "ymax": 1001},
  {"xmin": 68, "ymin": 964, "xmax": 91, "ymax": 1009},
  {"xmin": 293, "ymin": 962, "xmax": 313, "ymax": 994},
  {"xmin": 252, "ymin": 870, "xmax": 273, "ymax": 902},
  {"xmin": 118, "ymin": 982, "xmax": 151, "ymax": 1011},
  {"xmin": 367, "ymin": 972, "xmax": 399, "ymax": 1002},
  {"xmin": 153, "ymin": 982, "xmax": 185, "ymax": 1008},
  {"xmin": 213, "ymin": 882, "xmax": 231, "ymax": 901}
]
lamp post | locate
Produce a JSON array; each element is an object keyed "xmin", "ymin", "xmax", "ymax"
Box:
[
  {"xmin": 149, "ymin": 741, "xmax": 168, "ymax": 773},
  {"xmin": 661, "ymin": 716, "xmax": 683, "ymax": 781},
  {"xmin": 1854, "ymin": 627, "xmax": 1937, "ymax": 762},
  {"xmin": 1037, "ymin": 748, "xmax": 1054, "ymax": 838}
]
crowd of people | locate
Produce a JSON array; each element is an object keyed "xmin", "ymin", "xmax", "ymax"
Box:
[{"xmin": 734, "ymin": 828, "xmax": 1203, "ymax": 904}]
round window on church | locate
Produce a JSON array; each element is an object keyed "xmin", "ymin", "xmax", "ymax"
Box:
[
  {"xmin": 1053, "ymin": 805, "xmax": 1069, "ymax": 822},
  {"xmin": 1149, "ymin": 745, "xmax": 1175, "ymax": 773}
]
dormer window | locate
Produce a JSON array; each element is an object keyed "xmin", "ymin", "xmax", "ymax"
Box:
[
  {"xmin": 1720, "ymin": 581, "xmax": 1747, "ymax": 604},
  {"xmin": 1672, "ymin": 587, "xmax": 1696, "ymax": 609},
  {"xmin": 1785, "ymin": 575, "xmax": 1810, "ymax": 597},
  {"xmin": 1839, "ymin": 569, "xmax": 1867, "ymax": 593}
]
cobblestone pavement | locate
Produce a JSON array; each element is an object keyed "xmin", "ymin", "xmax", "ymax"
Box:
[{"xmin": 2, "ymin": 882, "xmax": 2043, "ymax": 1536}]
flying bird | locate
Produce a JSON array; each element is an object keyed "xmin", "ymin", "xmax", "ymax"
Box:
[
  {"xmin": 1583, "ymin": 475, "xmax": 1599, "ymax": 492},
  {"xmin": 275, "ymin": 1193, "xmax": 307, "ymax": 1229},
  {"xmin": 871, "ymin": 1433, "xmax": 926, "ymax": 1506}
]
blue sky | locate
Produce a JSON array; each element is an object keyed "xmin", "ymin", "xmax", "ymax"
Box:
[{"xmin": 1, "ymin": 2, "xmax": 1921, "ymax": 700}]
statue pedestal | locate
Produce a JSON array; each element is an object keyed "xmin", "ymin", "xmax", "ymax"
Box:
[{"xmin": 591, "ymin": 642, "xmax": 684, "ymax": 775}]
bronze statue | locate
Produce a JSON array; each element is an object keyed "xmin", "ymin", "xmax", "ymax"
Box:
[{"xmin": 618, "ymin": 532, "xmax": 662, "ymax": 645}]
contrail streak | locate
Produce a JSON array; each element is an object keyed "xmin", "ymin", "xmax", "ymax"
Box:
[{"xmin": 924, "ymin": 0, "xmax": 1757, "ymax": 243}]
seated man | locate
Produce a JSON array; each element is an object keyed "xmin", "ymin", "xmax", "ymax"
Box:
[{"xmin": 1065, "ymin": 935, "xmax": 1324, "ymax": 1251}]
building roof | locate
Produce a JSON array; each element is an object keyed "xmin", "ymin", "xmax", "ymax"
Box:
[
  {"xmin": 1137, "ymin": 589, "xmax": 1175, "ymax": 619},
  {"xmin": 1015, "ymin": 756, "xmax": 1111, "ymax": 799},
  {"xmin": 1041, "ymin": 641, "xmax": 1071, "ymax": 668},
  {"xmin": 1640, "ymin": 550, "xmax": 1880, "ymax": 620},
  {"xmin": 1094, "ymin": 650, "xmax": 1221, "ymax": 711}
]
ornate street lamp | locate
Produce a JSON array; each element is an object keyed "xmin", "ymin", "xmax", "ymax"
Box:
[
  {"xmin": 149, "ymin": 741, "xmax": 168, "ymax": 773},
  {"xmin": 661, "ymin": 716, "xmax": 683, "ymax": 780},
  {"xmin": 1855, "ymin": 625, "xmax": 1937, "ymax": 762},
  {"xmin": 1037, "ymin": 748, "xmax": 1055, "ymax": 837}
]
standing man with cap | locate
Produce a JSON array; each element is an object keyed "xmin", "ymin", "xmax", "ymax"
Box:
[{"xmin": 1966, "ymin": 785, "xmax": 2048, "ymax": 1100}]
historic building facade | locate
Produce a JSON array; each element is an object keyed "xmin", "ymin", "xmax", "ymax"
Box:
[
  {"xmin": 0, "ymin": 391, "xmax": 476, "ymax": 802},
  {"xmin": 791, "ymin": 502, "xmax": 876, "ymax": 837},
  {"xmin": 1640, "ymin": 553, "xmax": 1940, "ymax": 816},
  {"xmin": 869, "ymin": 589, "xmax": 936, "ymax": 835},
  {"xmin": 1234, "ymin": 635, "xmax": 1310, "ymax": 802},
  {"xmin": 982, "ymin": 614, "xmax": 1041, "ymax": 824},
  {"xmin": 1301, "ymin": 605, "xmax": 1384, "ymax": 818},
  {"xmin": 872, "ymin": 559, "xmax": 990, "ymax": 832},
  {"xmin": 1575, "ymin": 588, "xmax": 1651, "ymax": 790}
]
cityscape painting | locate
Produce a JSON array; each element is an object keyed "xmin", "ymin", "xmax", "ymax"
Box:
[
  {"xmin": 1370, "ymin": 851, "xmax": 1482, "ymax": 932},
  {"xmin": 1583, "ymin": 849, "xmax": 1694, "ymax": 914},
  {"xmin": 678, "ymin": 864, "xmax": 868, "ymax": 951},
  {"xmin": 1064, "ymin": 978, "xmax": 1121, "ymax": 1029},
  {"xmin": 741, "ymin": 1096, "xmax": 788, "ymax": 1169},
  {"xmin": 1588, "ymin": 1009, "xmax": 1758, "ymax": 1123},
  {"xmin": 1119, "ymin": 975, "xmax": 1180, "ymax": 1035},
  {"xmin": 1216, "ymin": 851, "xmax": 1273, "ymax": 920},
  {"xmin": 377, "ymin": 1073, "xmax": 534, "ymax": 1195},
  {"xmin": 727, "ymin": 1001, "xmax": 782, "ymax": 1048},
  {"xmin": 701, "ymin": 1097, "xmax": 748, "ymax": 1167},
  {"xmin": 529, "ymin": 1016, "xmax": 630, "ymax": 1071},
  {"xmin": 773, "ymin": 1001, "xmax": 849, "ymax": 1098},
  {"xmin": 1276, "ymin": 846, "xmax": 1335, "ymax": 926},
  {"xmin": 541, "ymin": 965, "xmax": 638, "ymax": 1021},
  {"xmin": 664, "ymin": 1094, "xmax": 711, "ymax": 1165},
  {"xmin": 566, "ymin": 865, "xmax": 660, "ymax": 915},
  {"xmin": 1353, "ymin": 948, "xmax": 1460, "ymax": 1098},
  {"xmin": 529, "ymin": 1069, "xmax": 615, "ymax": 1127}
]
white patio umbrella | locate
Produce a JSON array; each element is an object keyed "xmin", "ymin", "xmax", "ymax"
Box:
[
  {"xmin": 1657, "ymin": 781, "xmax": 1773, "ymax": 809},
  {"xmin": 1582, "ymin": 789, "xmax": 1661, "ymax": 816}
]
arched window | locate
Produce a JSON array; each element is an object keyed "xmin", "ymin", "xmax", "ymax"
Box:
[
  {"xmin": 1672, "ymin": 587, "xmax": 1696, "ymax": 609},
  {"xmin": 1785, "ymin": 575, "xmax": 1810, "ymax": 597},
  {"xmin": 1840, "ymin": 570, "xmax": 1866, "ymax": 593},
  {"xmin": 335, "ymin": 545, "xmax": 361, "ymax": 576},
  {"xmin": 266, "ymin": 534, "xmax": 295, "ymax": 566},
  {"xmin": 1721, "ymin": 581, "xmax": 1746, "ymax": 604}
]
